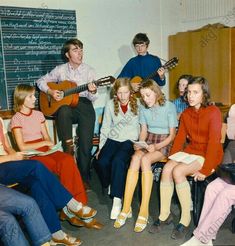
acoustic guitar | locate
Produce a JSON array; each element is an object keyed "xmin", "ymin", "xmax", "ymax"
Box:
[
  {"xmin": 40, "ymin": 76, "xmax": 115, "ymax": 116},
  {"xmin": 131, "ymin": 57, "xmax": 179, "ymax": 96}
]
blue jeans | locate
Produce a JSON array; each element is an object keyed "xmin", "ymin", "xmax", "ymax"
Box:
[
  {"xmin": 0, "ymin": 186, "xmax": 51, "ymax": 246},
  {"xmin": 0, "ymin": 160, "xmax": 72, "ymax": 233},
  {"xmin": 95, "ymin": 139, "xmax": 134, "ymax": 198}
]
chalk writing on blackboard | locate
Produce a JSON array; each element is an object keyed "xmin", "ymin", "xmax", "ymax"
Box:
[{"xmin": 0, "ymin": 6, "xmax": 77, "ymax": 110}]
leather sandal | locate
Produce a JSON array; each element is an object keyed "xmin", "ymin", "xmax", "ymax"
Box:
[
  {"xmin": 113, "ymin": 210, "xmax": 132, "ymax": 229},
  {"xmin": 59, "ymin": 210, "xmax": 85, "ymax": 227},
  {"xmin": 83, "ymin": 218, "xmax": 104, "ymax": 230},
  {"xmin": 50, "ymin": 234, "xmax": 82, "ymax": 246},
  {"xmin": 69, "ymin": 206, "xmax": 97, "ymax": 219},
  {"xmin": 134, "ymin": 216, "xmax": 148, "ymax": 233}
]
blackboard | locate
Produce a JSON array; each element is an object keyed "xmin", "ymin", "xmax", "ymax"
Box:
[{"xmin": 0, "ymin": 6, "xmax": 77, "ymax": 111}]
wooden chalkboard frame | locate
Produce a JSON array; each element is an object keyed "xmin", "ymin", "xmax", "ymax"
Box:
[{"xmin": 0, "ymin": 6, "xmax": 77, "ymax": 112}]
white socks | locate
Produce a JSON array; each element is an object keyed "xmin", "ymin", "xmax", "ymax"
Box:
[
  {"xmin": 67, "ymin": 198, "xmax": 82, "ymax": 212},
  {"xmin": 110, "ymin": 197, "xmax": 122, "ymax": 220},
  {"xmin": 67, "ymin": 198, "xmax": 91, "ymax": 214},
  {"xmin": 52, "ymin": 230, "xmax": 66, "ymax": 240}
]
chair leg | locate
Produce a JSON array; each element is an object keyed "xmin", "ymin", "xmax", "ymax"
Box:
[
  {"xmin": 232, "ymin": 217, "xmax": 235, "ymax": 233},
  {"xmin": 192, "ymin": 181, "xmax": 199, "ymax": 226},
  {"xmin": 189, "ymin": 173, "xmax": 217, "ymax": 227},
  {"xmin": 190, "ymin": 178, "xmax": 204, "ymax": 226}
]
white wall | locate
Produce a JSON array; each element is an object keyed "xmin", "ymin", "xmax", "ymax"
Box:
[
  {"xmin": 0, "ymin": 0, "xmax": 181, "ymax": 105},
  {"xmin": 179, "ymin": 0, "xmax": 235, "ymax": 31},
  {"xmin": 2, "ymin": 0, "xmax": 235, "ymax": 141},
  {"xmin": 1, "ymin": 0, "xmax": 235, "ymax": 106}
]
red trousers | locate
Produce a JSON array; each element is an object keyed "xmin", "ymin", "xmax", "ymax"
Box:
[{"xmin": 30, "ymin": 151, "xmax": 87, "ymax": 204}]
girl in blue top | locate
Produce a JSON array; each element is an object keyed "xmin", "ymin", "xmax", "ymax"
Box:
[{"xmin": 114, "ymin": 79, "xmax": 178, "ymax": 232}]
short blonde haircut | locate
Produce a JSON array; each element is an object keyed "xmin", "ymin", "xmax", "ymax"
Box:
[{"xmin": 14, "ymin": 84, "xmax": 35, "ymax": 112}]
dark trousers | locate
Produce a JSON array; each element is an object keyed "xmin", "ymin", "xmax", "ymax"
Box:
[
  {"xmin": 223, "ymin": 140, "xmax": 235, "ymax": 164},
  {"xmin": 0, "ymin": 160, "xmax": 72, "ymax": 233},
  {"xmin": 55, "ymin": 97, "xmax": 95, "ymax": 183},
  {"xmin": 95, "ymin": 139, "xmax": 134, "ymax": 198}
]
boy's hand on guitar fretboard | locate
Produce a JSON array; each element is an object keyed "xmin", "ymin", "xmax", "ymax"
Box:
[
  {"xmin": 157, "ymin": 67, "xmax": 165, "ymax": 80},
  {"xmin": 130, "ymin": 56, "xmax": 179, "ymax": 88},
  {"xmin": 88, "ymin": 82, "xmax": 97, "ymax": 94}
]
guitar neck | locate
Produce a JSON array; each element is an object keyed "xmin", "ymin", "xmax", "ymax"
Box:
[
  {"xmin": 142, "ymin": 58, "xmax": 178, "ymax": 82},
  {"xmin": 144, "ymin": 70, "xmax": 160, "ymax": 81},
  {"xmin": 63, "ymin": 81, "xmax": 98, "ymax": 97},
  {"xmin": 144, "ymin": 63, "xmax": 170, "ymax": 81}
]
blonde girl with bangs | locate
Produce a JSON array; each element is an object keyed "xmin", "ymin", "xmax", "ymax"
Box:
[
  {"xmin": 114, "ymin": 79, "xmax": 178, "ymax": 232},
  {"xmin": 95, "ymin": 78, "xmax": 139, "ymax": 220},
  {"xmin": 10, "ymin": 84, "xmax": 104, "ymax": 239}
]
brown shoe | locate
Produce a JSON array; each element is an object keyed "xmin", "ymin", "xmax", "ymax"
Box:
[
  {"xmin": 171, "ymin": 223, "xmax": 189, "ymax": 240},
  {"xmin": 51, "ymin": 234, "xmax": 82, "ymax": 246},
  {"xmin": 84, "ymin": 182, "xmax": 92, "ymax": 192},
  {"xmin": 64, "ymin": 140, "xmax": 75, "ymax": 156},
  {"xmin": 148, "ymin": 214, "xmax": 173, "ymax": 234},
  {"xmin": 60, "ymin": 210, "xmax": 85, "ymax": 227},
  {"xmin": 84, "ymin": 218, "xmax": 104, "ymax": 230},
  {"xmin": 69, "ymin": 206, "xmax": 97, "ymax": 219}
]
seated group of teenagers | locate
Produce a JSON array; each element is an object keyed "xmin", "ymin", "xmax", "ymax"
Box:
[{"xmin": 0, "ymin": 33, "xmax": 234, "ymax": 246}]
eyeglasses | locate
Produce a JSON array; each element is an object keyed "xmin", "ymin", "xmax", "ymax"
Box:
[{"xmin": 134, "ymin": 43, "xmax": 147, "ymax": 48}]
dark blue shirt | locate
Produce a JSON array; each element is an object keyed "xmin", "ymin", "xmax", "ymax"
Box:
[{"xmin": 118, "ymin": 53, "xmax": 165, "ymax": 86}]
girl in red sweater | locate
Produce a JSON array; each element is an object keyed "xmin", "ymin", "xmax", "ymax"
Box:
[{"xmin": 149, "ymin": 76, "xmax": 223, "ymax": 240}]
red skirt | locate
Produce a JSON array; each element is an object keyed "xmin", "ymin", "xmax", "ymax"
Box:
[{"xmin": 28, "ymin": 139, "xmax": 87, "ymax": 204}]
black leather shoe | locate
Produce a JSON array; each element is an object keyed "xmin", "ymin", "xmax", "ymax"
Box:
[
  {"xmin": 148, "ymin": 214, "xmax": 173, "ymax": 234},
  {"xmin": 171, "ymin": 223, "xmax": 189, "ymax": 240}
]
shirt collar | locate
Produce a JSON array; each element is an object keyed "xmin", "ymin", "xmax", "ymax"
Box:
[{"xmin": 67, "ymin": 62, "xmax": 84, "ymax": 71}]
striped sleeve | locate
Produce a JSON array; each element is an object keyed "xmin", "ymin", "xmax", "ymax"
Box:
[{"xmin": 10, "ymin": 113, "xmax": 22, "ymax": 130}]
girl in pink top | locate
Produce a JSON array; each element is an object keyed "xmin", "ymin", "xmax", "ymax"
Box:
[{"xmin": 10, "ymin": 84, "xmax": 102, "ymax": 230}]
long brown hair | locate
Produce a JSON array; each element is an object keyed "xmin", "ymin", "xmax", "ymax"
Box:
[
  {"xmin": 185, "ymin": 76, "xmax": 211, "ymax": 107},
  {"xmin": 14, "ymin": 84, "xmax": 35, "ymax": 112},
  {"xmin": 140, "ymin": 79, "xmax": 166, "ymax": 107},
  {"xmin": 112, "ymin": 78, "xmax": 138, "ymax": 116}
]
